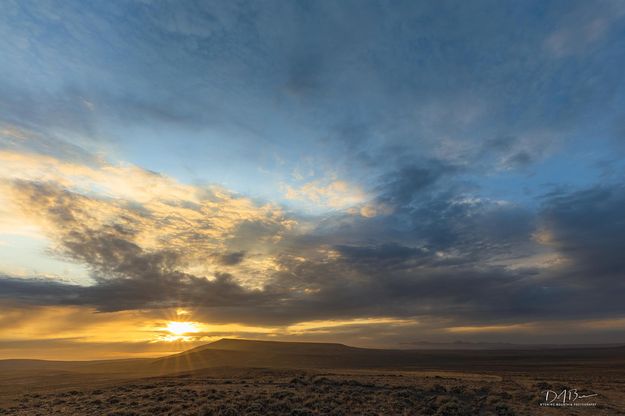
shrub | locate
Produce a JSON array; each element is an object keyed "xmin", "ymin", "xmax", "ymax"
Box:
[
  {"xmin": 430, "ymin": 384, "xmax": 447, "ymax": 394},
  {"xmin": 197, "ymin": 405, "xmax": 213, "ymax": 416},
  {"xmin": 434, "ymin": 398, "xmax": 471, "ymax": 416},
  {"xmin": 495, "ymin": 403, "xmax": 516, "ymax": 416}
]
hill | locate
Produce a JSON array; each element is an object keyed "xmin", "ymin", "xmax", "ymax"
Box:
[
  {"xmin": 187, "ymin": 338, "xmax": 360, "ymax": 354},
  {"xmin": 155, "ymin": 338, "xmax": 625, "ymax": 374}
]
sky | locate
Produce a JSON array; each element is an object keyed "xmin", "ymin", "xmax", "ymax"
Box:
[{"xmin": 1, "ymin": 0, "xmax": 625, "ymax": 359}]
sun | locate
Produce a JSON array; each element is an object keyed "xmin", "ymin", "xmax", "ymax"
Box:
[{"xmin": 165, "ymin": 321, "xmax": 199, "ymax": 336}]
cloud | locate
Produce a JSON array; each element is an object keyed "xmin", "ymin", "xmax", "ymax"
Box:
[
  {"xmin": 544, "ymin": 0, "xmax": 625, "ymax": 57},
  {"xmin": 284, "ymin": 179, "xmax": 368, "ymax": 212},
  {"xmin": 334, "ymin": 243, "xmax": 429, "ymax": 270},
  {"xmin": 4, "ymin": 176, "xmax": 291, "ymax": 285},
  {"xmin": 215, "ymin": 251, "xmax": 247, "ymax": 266},
  {"xmin": 375, "ymin": 162, "xmax": 457, "ymax": 208},
  {"xmin": 1, "ymin": 0, "xmax": 625, "ymax": 349},
  {"xmin": 539, "ymin": 184, "xmax": 625, "ymax": 279},
  {"xmin": 2, "ymin": 143, "xmax": 624, "ymax": 339}
]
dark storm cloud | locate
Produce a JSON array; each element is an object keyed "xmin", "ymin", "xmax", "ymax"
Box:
[
  {"xmin": 335, "ymin": 243, "xmax": 429, "ymax": 269},
  {"xmin": 80, "ymin": 272, "xmax": 268, "ymax": 313},
  {"xmin": 334, "ymin": 164, "xmax": 538, "ymax": 263},
  {"xmin": 0, "ymin": 269, "xmax": 271, "ymax": 314},
  {"xmin": 540, "ymin": 185, "xmax": 625, "ymax": 278},
  {"xmin": 0, "ymin": 276, "xmax": 81, "ymax": 306},
  {"xmin": 215, "ymin": 251, "xmax": 246, "ymax": 266},
  {"xmin": 230, "ymin": 176, "xmax": 617, "ymax": 322},
  {"xmin": 3, "ymin": 176, "xmax": 625, "ymax": 327},
  {"xmin": 411, "ymin": 197, "xmax": 536, "ymax": 258}
]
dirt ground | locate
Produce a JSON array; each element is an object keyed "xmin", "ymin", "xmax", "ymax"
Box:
[{"xmin": 1, "ymin": 366, "xmax": 623, "ymax": 416}]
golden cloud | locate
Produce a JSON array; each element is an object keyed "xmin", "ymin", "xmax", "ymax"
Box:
[
  {"xmin": 284, "ymin": 179, "xmax": 369, "ymax": 211},
  {"xmin": 0, "ymin": 147, "xmax": 297, "ymax": 289}
]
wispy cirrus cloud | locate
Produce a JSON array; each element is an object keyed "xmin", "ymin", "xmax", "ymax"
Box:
[{"xmin": 544, "ymin": 0, "xmax": 625, "ymax": 57}]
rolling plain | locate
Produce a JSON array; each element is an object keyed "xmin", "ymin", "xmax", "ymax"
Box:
[{"xmin": 1, "ymin": 339, "xmax": 624, "ymax": 415}]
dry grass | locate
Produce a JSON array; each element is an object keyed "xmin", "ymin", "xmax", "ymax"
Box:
[
  {"xmin": 1, "ymin": 367, "xmax": 624, "ymax": 416},
  {"xmin": 1, "ymin": 341, "xmax": 624, "ymax": 415}
]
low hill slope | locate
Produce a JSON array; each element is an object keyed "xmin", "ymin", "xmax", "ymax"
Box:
[
  {"xmin": 150, "ymin": 338, "xmax": 625, "ymax": 375},
  {"xmin": 188, "ymin": 338, "xmax": 361, "ymax": 354},
  {"xmin": 3, "ymin": 338, "xmax": 625, "ymax": 378},
  {"xmin": 150, "ymin": 339, "xmax": 379, "ymax": 374}
]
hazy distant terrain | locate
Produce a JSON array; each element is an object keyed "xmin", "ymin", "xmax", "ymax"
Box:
[{"xmin": 1, "ymin": 339, "xmax": 624, "ymax": 415}]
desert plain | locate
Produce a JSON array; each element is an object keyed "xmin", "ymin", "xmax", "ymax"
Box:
[{"xmin": 0, "ymin": 339, "xmax": 623, "ymax": 416}]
